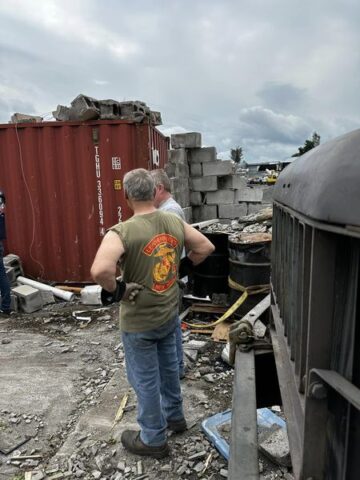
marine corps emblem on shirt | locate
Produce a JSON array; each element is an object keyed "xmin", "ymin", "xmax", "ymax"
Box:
[{"xmin": 143, "ymin": 234, "xmax": 179, "ymax": 292}]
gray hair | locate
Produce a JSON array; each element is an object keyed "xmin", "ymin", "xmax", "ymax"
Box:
[
  {"xmin": 150, "ymin": 169, "xmax": 171, "ymax": 192},
  {"xmin": 123, "ymin": 169, "xmax": 155, "ymax": 201}
]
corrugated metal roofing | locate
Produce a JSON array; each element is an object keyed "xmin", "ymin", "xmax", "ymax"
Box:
[{"xmin": 0, "ymin": 120, "xmax": 169, "ymax": 281}]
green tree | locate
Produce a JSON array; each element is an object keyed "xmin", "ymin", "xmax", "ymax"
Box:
[
  {"xmin": 231, "ymin": 146, "xmax": 244, "ymax": 163},
  {"xmin": 292, "ymin": 132, "xmax": 321, "ymax": 157}
]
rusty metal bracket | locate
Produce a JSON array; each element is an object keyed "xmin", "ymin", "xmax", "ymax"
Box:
[{"xmin": 309, "ymin": 369, "xmax": 360, "ymax": 410}]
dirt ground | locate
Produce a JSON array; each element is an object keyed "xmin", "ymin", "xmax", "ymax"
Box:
[{"xmin": 0, "ymin": 301, "xmax": 292, "ymax": 480}]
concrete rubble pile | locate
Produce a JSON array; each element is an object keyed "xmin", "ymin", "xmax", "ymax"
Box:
[
  {"xmin": 166, "ymin": 132, "xmax": 273, "ymax": 223},
  {"xmin": 10, "ymin": 94, "xmax": 162, "ymax": 126}
]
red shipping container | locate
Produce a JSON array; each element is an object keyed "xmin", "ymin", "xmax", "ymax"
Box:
[{"xmin": 0, "ymin": 120, "xmax": 169, "ymax": 281}]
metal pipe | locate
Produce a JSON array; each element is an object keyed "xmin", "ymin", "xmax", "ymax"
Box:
[{"xmin": 17, "ymin": 276, "xmax": 75, "ymax": 302}]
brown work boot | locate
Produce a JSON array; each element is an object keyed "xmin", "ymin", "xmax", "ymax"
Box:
[
  {"xmin": 167, "ymin": 417, "xmax": 187, "ymax": 433},
  {"xmin": 121, "ymin": 430, "xmax": 170, "ymax": 458}
]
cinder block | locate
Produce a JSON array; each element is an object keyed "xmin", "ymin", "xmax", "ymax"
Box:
[
  {"xmin": 3, "ymin": 254, "xmax": 24, "ymax": 277},
  {"xmin": 165, "ymin": 162, "xmax": 189, "ymax": 178},
  {"xmin": 218, "ymin": 175, "xmax": 247, "ymax": 190},
  {"xmin": 190, "ymin": 163, "xmax": 202, "ymax": 177},
  {"xmin": 173, "ymin": 187, "xmax": 190, "ymax": 208},
  {"xmin": 192, "ymin": 205, "xmax": 218, "ymax": 223},
  {"xmin": 5, "ymin": 266, "xmax": 17, "ymax": 285},
  {"xmin": 188, "ymin": 147, "xmax": 216, "ymax": 164},
  {"xmin": 168, "ymin": 149, "xmax": 188, "ymax": 165},
  {"xmin": 190, "ymin": 191, "xmax": 203, "ymax": 206},
  {"xmin": 171, "ymin": 177, "xmax": 190, "ymax": 192},
  {"xmin": 70, "ymin": 94, "xmax": 100, "ymax": 121},
  {"xmin": 218, "ymin": 203, "xmax": 247, "ymax": 219},
  {"xmin": 182, "ymin": 207, "xmax": 193, "ymax": 223},
  {"xmin": 205, "ymin": 190, "xmax": 235, "ymax": 205},
  {"xmin": 203, "ymin": 161, "xmax": 233, "ymax": 176},
  {"xmin": 235, "ymin": 187, "xmax": 263, "ymax": 203},
  {"xmin": 171, "ymin": 132, "xmax": 201, "ymax": 149},
  {"xmin": 98, "ymin": 99, "xmax": 121, "ymax": 120},
  {"xmin": 190, "ymin": 176, "xmax": 218, "ymax": 192},
  {"xmin": 53, "ymin": 105, "xmax": 73, "ymax": 121},
  {"xmin": 11, "ymin": 113, "xmax": 43, "ymax": 124},
  {"xmin": 40, "ymin": 290, "xmax": 55, "ymax": 305},
  {"xmin": 12, "ymin": 285, "xmax": 43, "ymax": 313}
]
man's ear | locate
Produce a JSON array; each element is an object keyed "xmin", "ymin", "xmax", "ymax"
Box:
[{"xmin": 124, "ymin": 191, "xmax": 129, "ymax": 200}]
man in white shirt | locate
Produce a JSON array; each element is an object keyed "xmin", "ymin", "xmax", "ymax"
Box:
[{"xmin": 150, "ymin": 169, "xmax": 185, "ymax": 378}]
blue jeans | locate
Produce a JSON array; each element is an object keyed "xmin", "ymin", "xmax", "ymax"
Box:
[
  {"xmin": 122, "ymin": 316, "xmax": 184, "ymax": 446},
  {"xmin": 175, "ymin": 316, "xmax": 184, "ymax": 377},
  {"xmin": 0, "ymin": 242, "xmax": 11, "ymax": 313}
]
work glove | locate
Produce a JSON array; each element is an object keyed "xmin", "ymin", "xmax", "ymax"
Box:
[
  {"xmin": 101, "ymin": 279, "xmax": 143, "ymax": 306},
  {"xmin": 179, "ymin": 256, "xmax": 194, "ymax": 279}
]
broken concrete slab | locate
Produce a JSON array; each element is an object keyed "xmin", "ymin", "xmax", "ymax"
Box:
[{"xmin": 259, "ymin": 425, "xmax": 291, "ymax": 467}]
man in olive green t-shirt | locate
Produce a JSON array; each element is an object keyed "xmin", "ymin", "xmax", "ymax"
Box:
[{"xmin": 91, "ymin": 168, "xmax": 214, "ymax": 458}]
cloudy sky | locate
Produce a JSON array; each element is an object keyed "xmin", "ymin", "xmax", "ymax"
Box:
[{"xmin": 1, "ymin": 0, "xmax": 359, "ymax": 163}]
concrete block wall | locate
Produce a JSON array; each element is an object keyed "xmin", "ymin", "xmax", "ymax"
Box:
[{"xmin": 167, "ymin": 132, "xmax": 274, "ymax": 223}]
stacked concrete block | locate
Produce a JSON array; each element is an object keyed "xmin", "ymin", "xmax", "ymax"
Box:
[
  {"xmin": 171, "ymin": 132, "xmax": 201, "ymax": 149},
  {"xmin": 235, "ymin": 187, "xmax": 263, "ymax": 203},
  {"xmin": 165, "ymin": 162, "xmax": 189, "ymax": 178},
  {"xmin": 168, "ymin": 149, "xmax": 188, "ymax": 165},
  {"xmin": 218, "ymin": 175, "xmax": 247, "ymax": 190},
  {"xmin": 190, "ymin": 163, "xmax": 202, "ymax": 176},
  {"xmin": 205, "ymin": 190, "xmax": 235, "ymax": 205},
  {"xmin": 203, "ymin": 160, "xmax": 234, "ymax": 177},
  {"xmin": 170, "ymin": 177, "xmax": 190, "ymax": 208},
  {"xmin": 192, "ymin": 205, "xmax": 218, "ymax": 223},
  {"xmin": 182, "ymin": 207, "xmax": 193, "ymax": 223},
  {"xmin": 12, "ymin": 285, "xmax": 43, "ymax": 313},
  {"xmin": 191, "ymin": 176, "xmax": 218, "ymax": 192},
  {"xmin": 190, "ymin": 192, "xmax": 204, "ymax": 206},
  {"xmin": 188, "ymin": 147, "xmax": 217, "ymax": 164}
]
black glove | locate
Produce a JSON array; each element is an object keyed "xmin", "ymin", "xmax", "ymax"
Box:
[
  {"xmin": 101, "ymin": 279, "xmax": 126, "ymax": 306},
  {"xmin": 179, "ymin": 256, "xmax": 194, "ymax": 278}
]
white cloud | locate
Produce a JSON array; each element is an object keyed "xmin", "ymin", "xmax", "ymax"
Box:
[{"xmin": 1, "ymin": 0, "xmax": 360, "ymax": 160}]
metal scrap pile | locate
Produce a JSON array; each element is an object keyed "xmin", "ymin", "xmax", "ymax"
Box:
[{"xmin": 201, "ymin": 207, "xmax": 273, "ymax": 236}]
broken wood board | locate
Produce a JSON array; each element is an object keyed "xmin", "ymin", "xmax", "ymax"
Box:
[
  {"xmin": 211, "ymin": 321, "xmax": 232, "ymax": 342},
  {"xmin": 190, "ymin": 304, "xmax": 227, "ymax": 314},
  {"xmin": 190, "ymin": 329, "xmax": 214, "ymax": 335}
]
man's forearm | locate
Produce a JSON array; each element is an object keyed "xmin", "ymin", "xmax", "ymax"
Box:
[{"xmin": 92, "ymin": 271, "xmax": 117, "ymax": 293}]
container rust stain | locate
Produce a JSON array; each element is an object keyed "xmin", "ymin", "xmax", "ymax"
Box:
[{"xmin": 0, "ymin": 120, "xmax": 168, "ymax": 281}]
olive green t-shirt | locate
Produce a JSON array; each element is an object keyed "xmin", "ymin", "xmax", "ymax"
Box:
[{"xmin": 110, "ymin": 210, "xmax": 185, "ymax": 332}]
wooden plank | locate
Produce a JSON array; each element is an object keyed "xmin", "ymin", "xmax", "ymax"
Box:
[
  {"xmin": 229, "ymin": 348, "xmax": 259, "ymax": 479},
  {"xmin": 191, "ymin": 304, "xmax": 227, "ymax": 314}
]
